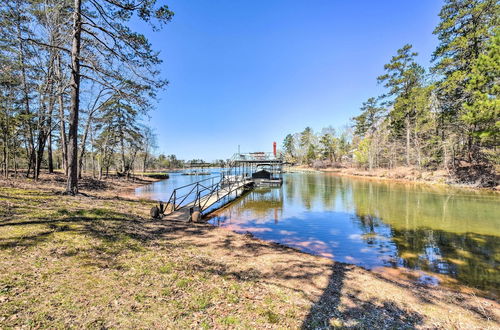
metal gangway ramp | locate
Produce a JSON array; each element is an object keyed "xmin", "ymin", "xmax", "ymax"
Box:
[{"xmin": 151, "ymin": 174, "xmax": 253, "ymax": 221}]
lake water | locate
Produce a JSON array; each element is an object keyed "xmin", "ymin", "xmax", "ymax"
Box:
[
  {"xmin": 134, "ymin": 168, "xmax": 225, "ymax": 201},
  {"xmin": 136, "ymin": 171, "xmax": 500, "ymax": 294}
]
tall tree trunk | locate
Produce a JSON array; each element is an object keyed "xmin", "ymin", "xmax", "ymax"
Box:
[
  {"xmin": 406, "ymin": 116, "xmax": 411, "ymax": 167},
  {"xmin": 120, "ymin": 134, "xmax": 126, "ymax": 174},
  {"xmin": 91, "ymin": 151, "xmax": 96, "ymax": 178},
  {"xmin": 414, "ymin": 128, "xmax": 422, "ymax": 169},
  {"xmin": 23, "ymin": 142, "xmax": 30, "ymax": 176},
  {"xmin": 143, "ymin": 152, "xmax": 148, "ymax": 173},
  {"xmin": 56, "ymin": 54, "xmax": 68, "ymax": 175},
  {"xmin": 14, "ymin": 149, "xmax": 17, "ymax": 177},
  {"xmin": 66, "ymin": 0, "xmax": 82, "ymax": 194},
  {"xmin": 467, "ymin": 129, "xmax": 474, "ymax": 163},
  {"xmin": 16, "ymin": 11, "xmax": 35, "ymax": 178},
  {"xmin": 34, "ymin": 133, "xmax": 47, "ymax": 180},
  {"xmin": 47, "ymin": 82, "xmax": 55, "ymax": 174},
  {"xmin": 443, "ymin": 141, "xmax": 449, "ymax": 173},
  {"xmin": 34, "ymin": 66, "xmax": 55, "ymax": 180},
  {"xmin": 78, "ymin": 113, "xmax": 94, "ymax": 179},
  {"xmin": 90, "ymin": 129, "xmax": 96, "ymax": 178},
  {"xmin": 58, "ymin": 92, "xmax": 68, "ymax": 174},
  {"xmin": 98, "ymin": 153, "xmax": 102, "ymax": 180},
  {"xmin": 27, "ymin": 152, "xmax": 35, "ymax": 178},
  {"xmin": 2, "ymin": 98, "xmax": 9, "ymax": 178},
  {"xmin": 2, "ymin": 127, "xmax": 7, "ymax": 178},
  {"xmin": 35, "ymin": 87, "xmax": 53, "ymax": 180},
  {"xmin": 48, "ymin": 130, "xmax": 53, "ymax": 173}
]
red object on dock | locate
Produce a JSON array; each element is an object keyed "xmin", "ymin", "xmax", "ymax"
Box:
[{"xmin": 273, "ymin": 142, "xmax": 277, "ymax": 156}]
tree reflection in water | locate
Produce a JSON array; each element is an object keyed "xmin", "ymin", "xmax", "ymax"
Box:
[{"xmin": 207, "ymin": 173, "xmax": 499, "ymax": 293}]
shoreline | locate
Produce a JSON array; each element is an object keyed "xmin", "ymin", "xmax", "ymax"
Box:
[
  {"xmin": 208, "ymin": 218, "xmax": 499, "ymax": 301},
  {"xmin": 287, "ymin": 165, "xmax": 499, "ymax": 192}
]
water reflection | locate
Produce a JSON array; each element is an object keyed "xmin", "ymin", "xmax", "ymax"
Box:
[{"xmin": 207, "ymin": 173, "xmax": 500, "ymax": 293}]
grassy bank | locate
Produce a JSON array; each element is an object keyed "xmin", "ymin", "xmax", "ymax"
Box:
[
  {"xmin": 140, "ymin": 172, "xmax": 170, "ymax": 180},
  {"xmin": 0, "ymin": 174, "xmax": 498, "ymax": 328}
]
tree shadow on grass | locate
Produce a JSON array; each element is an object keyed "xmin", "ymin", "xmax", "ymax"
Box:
[
  {"xmin": 301, "ymin": 264, "xmax": 423, "ymax": 329},
  {"xmin": 203, "ymin": 232, "xmax": 423, "ymax": 329},
  {"xmin": 211, "ymin": 232, "xmax": 497, "ymax": 327},
  {"xmin": 160, "ymin": 225, "xmax": 427, "ymax": 328},
  {"xmin": 0, "ymin": 207, "xmax": 189, "ymax": 255}
]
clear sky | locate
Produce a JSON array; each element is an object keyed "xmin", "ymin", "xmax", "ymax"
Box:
[{"xmin": 135, "ymin": 0, "xmax": 443, "ymax": 161}]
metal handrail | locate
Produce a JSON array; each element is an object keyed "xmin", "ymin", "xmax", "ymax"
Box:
[
  {"xmin": 165, "ymin": 173, "xmax": 246, "ymax": 215},
  {"xmin": 170, "ymin": 175, "xmax": 220, "ymax": 191},
  {"xmin": 199, "ymin": 175, "xmax": 245, "ymax": 212},
  {"xmin": 166, "ymin": 175, "xmax": 219, "ymax": 210},
  {"xmin": 166, "ymin": 175, "xmax": 208, "ymax": 212}
]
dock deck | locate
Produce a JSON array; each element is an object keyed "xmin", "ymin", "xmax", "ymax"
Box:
[{"xmin": 155, "ymin": 176, "xmax": 253, "ymax": 222}]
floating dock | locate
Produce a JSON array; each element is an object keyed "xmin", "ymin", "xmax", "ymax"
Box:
[
  {"xmin": 151, "ymin": 151, "xmax": 284, "ymax": 222},
  {"xmin": 151, "ymin": 174, "xmax": 253, "ymax": 221}
]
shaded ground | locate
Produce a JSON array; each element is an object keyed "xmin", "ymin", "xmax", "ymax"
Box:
[{"xmin": 0, "ymin": 173, "xmax": 498, "ymax": 328}]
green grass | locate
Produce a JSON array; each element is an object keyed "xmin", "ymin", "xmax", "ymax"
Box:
[
  {"xmin": 158, "ymin": 262, "xmax": 174, "ymax": 274},
  {"xmin": 219, "ymin": 315, "xmax": 240, "ymax": 326},
  {"xmin": 262, "ymin": 310, "xmax": 280, "ymax": 324},
  {"xmin": 140, "ymin": 172, "xmax": 169, "ymax": 179}
]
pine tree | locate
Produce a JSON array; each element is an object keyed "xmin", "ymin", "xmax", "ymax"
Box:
[
  {"xmin": 319, "ymin": 133, "xmax": 337, "ymax": 163},
  {"xmin": 463, "ymin": 28, "xmax": 499, "ymax": 162},
  {"xmin": 282, "ymin": 134, "xmax": 296, "ymax": 162},
  {"xmin": 378, "ymin": 44, "xmax": 425, "ymax": 166},
  {"xmin": 352, "ymin": 97, "xmax": 385, "ymax": 137},
  {"xmin": 432, "ymin": 0, "xmax": 499, "ymax": 162},
  {"xmin": 306, "ymin": 144, "xmax": 316, "ymax": 165},
  {"xmin": 299, "ymin": 127, "xmax": 315, "ymax": 164}
]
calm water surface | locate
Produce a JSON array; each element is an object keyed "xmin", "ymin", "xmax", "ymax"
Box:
[
  {"xmin": 208, "ymin": 173, "xmax": 500, "ymax": 293},
  {"xmin": 137, "ymin": 172, "xmax": 500, "ymax": 293},
  {"xmin": 134, "ymin": 168, "xmax": 223, "ymax": 201}
]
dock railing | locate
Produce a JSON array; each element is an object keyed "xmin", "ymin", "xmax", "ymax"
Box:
[{"xmin": 164, "ymin": 173, "xmax": 247, "ymax": 215}]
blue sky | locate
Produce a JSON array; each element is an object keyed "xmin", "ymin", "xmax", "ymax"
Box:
[{"xmin": 134, "ymin": 0, "xmax": 443, "ymax": 161}]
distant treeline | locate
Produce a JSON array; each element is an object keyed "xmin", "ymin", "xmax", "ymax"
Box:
[
  {"xmin": 281, "ymin": 0, "xmax": 498, "ymax": 184},
  {"xmin": 147, "ymin": 157, "xmax": 228, "ymax": 170}
]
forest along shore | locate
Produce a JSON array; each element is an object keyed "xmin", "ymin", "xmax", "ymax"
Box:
[
  {"xmin": 1, "ymin": 173, "xmax": 499, "ymax": 328},
  {"xmin": 288, "ymin": 165, "xmax": 500, "ymax": 191}
]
